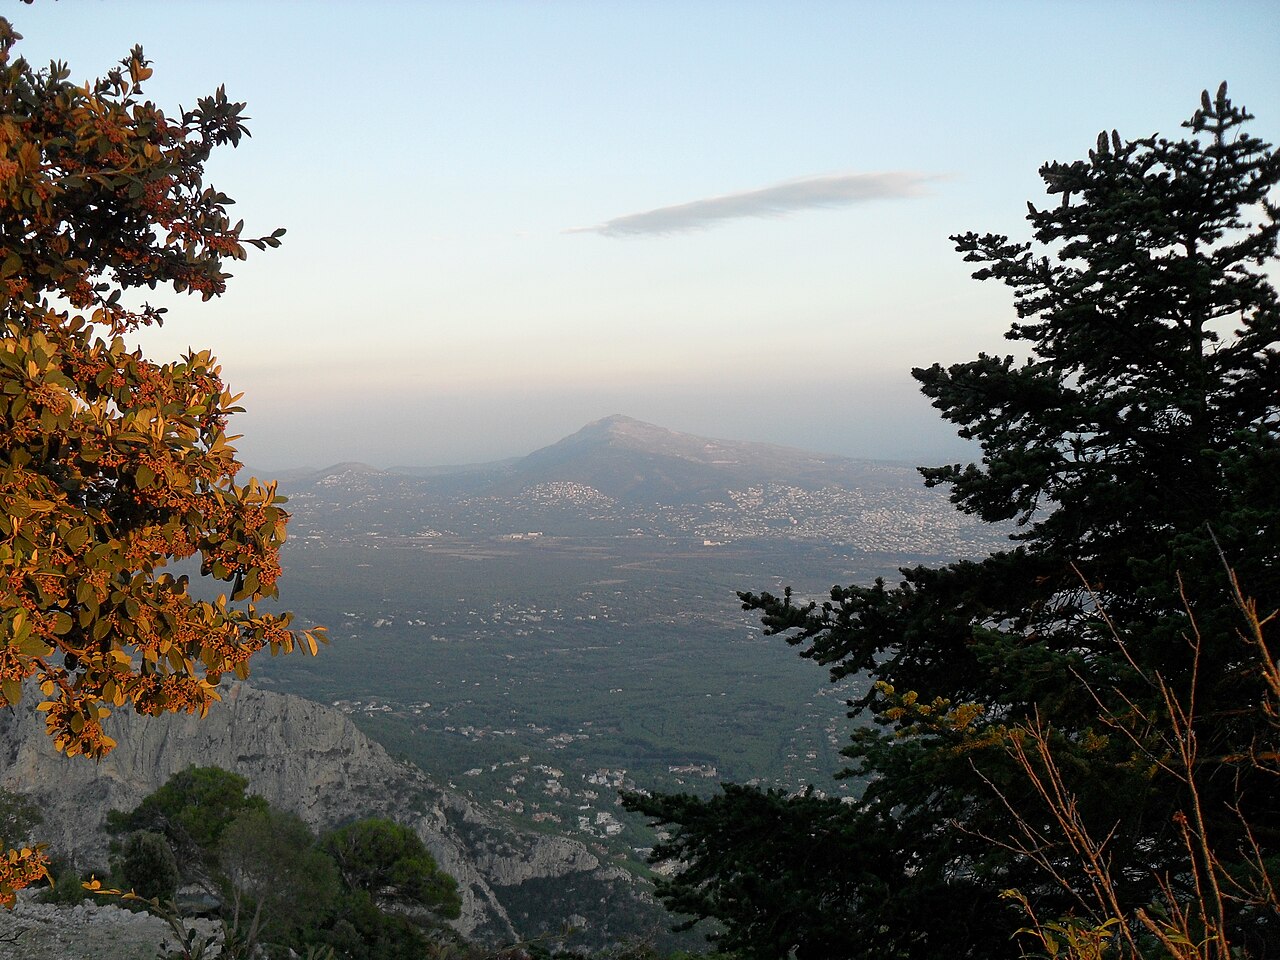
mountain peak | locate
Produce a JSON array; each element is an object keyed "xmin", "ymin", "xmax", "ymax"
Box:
[
  {"xmin": 578, "ymin": 414, "xmax": 648, "ymax": 436},
  {"xmin": 317, "ymin": 461, "xmax": 385, "ymax": 476},
  {"xmin": 573, "ymin": 414, "xmax": 671, "ymax": 444},
  {"xmin": 548, "ymin": 416, "xmax": 731, "ymax": 461},
  {"xmin": 502, "ymin": 415, "xmax": 867, "ymax": 505}
]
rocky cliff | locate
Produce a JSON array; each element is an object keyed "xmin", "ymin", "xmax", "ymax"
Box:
[{"xmin": 0, "ymin": 684, "xmax": 660, "ymax": 947}]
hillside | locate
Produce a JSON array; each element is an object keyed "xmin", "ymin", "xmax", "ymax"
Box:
[{"xmin": 0, "ymin": 685, "xmax": 666, "ymax": 949}]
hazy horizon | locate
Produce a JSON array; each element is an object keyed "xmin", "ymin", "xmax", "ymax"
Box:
[
  {"xmin": 12, "ymin": 2, "xmax": 1278, "ymax": 471},
  {"xmin": 246, "ymin": 408, "xmax": 982, "ymax": 475}
]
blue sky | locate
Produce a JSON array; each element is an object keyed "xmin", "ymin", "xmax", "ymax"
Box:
[{"xmin": 12, "ymin": 1, "xmax": 1280, "ymax": 468}]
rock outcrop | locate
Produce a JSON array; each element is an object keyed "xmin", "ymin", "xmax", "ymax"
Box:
[
  {"xmin": 0, "ymin": 895, "xmax": 216, "ymax": 960},
  {"xmin": 0, "ymin": 684, "xmax": 655, "ymax": 946}
]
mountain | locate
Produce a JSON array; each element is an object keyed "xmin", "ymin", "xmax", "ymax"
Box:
[
  {"xmin": 530, "ymin": 415, "xmax": 853, "ymax": 475},
  {"xmin": 285, "ymin": 415, "xmax": 922, "ymax": 504},
  {"xmin": 491, "ymin": 414, "xmax": 892, "ymax": 504},
  {"xmin": 276, "ymin": 414, "xmax": 999, "ymax": 556},
  {"xmin": 0, "ymin": 685, "xmax": 664, "ymax": 948}
]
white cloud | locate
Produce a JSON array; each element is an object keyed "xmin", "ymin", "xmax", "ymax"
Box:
[{"xmin": 568, "ymin": 171, "xmax": 937, "ymax": 237}]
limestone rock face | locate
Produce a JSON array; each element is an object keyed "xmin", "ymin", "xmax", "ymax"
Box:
[{"xmin": 0, "ymin": 685, "xmax": 653, "ymax": 946}]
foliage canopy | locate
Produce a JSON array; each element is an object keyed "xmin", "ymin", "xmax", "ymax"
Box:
[
  {"xmin": 119, "ymin": 829, "xmax": 179, "ymax": 902},
  {"xmin": 220, "ymin": 806, "xmax": 342, "ymax": 949},
  {"xmin": 109, "ymin": 769, "xmax": 463, "ymax": 960},
  {"xmin": 626, "ymin": 84, "xmax": 1280, "ymax": 959},
  {"xmin": 320, "ymin": 817, "xmax": 462, "ymax": 922},
  {"xmin": 0, "ymin": 16, "xmax": 321, "ymax": 902},
  {"xmin": 107, "ymin": 765, "xmax": 269, "ymax": 876}
]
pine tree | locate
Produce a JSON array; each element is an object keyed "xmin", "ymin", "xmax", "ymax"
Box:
[{"xmin": 625, "ymin": 85, "xmax": 1280, "ymax": 959}]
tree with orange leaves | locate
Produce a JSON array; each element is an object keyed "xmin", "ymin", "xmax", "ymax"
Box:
[{"xmin": 0, "ymin": 16, "xmax": 323, "ymax": 903}]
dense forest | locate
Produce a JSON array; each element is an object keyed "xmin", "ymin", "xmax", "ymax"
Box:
[{"xmin": 0, "ymin": 9, "xmax": 1276, "ymax": 960}]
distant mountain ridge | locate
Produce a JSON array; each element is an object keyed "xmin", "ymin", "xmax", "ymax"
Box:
[
  {"xmin": 531, "ymin": 415, "xmax": 837, "ymax": 467},
  {"xmin": 264, "ymin": 414, "xmax": 1007, "ymax": 554},
  {"xmin": 508, "ymin": 414, "xmax": 876, "ymax": 504},
  {"xmin": 286, "ymin": 415, "xmax": 919, "ymax": 506}
]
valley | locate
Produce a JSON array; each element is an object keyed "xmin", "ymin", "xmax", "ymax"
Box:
[{"xmin": 244, "ymin": 417, "xmax": 1005, "ymax": 884}]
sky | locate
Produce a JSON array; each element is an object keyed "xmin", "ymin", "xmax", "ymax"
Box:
[{"xmin": 11, "ymin": 1, "xmax": 1280, "ymax": 469}]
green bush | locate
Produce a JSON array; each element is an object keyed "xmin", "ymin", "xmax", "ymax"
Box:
[
  {"xmin": 120, "ymin": 831, "xmax": 179, "ymax": 902},
  {"xmin": 320, "ymin": 818, "xmax": 461, "ymax": 921}
]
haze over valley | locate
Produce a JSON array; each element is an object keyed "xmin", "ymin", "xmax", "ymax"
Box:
[
  {"xmin": 245, "ymin": 416, "xmax": 1006, "ymax": 875},
  {"xmin": 3, "ymin": 3, "xmax": 1276, "ymax": 956}
]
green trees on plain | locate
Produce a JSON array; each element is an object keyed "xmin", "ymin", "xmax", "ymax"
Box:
[{"xmin": 626, "ymin": 84, "xmax": 1280, "ymax": 959}]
